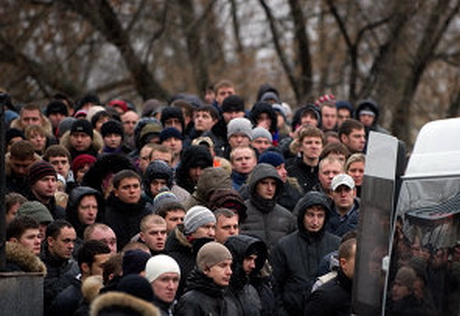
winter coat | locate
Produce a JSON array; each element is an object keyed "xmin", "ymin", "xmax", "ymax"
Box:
[
  {"xmin": 104, "ymin": 193, "xmax": 151, "ymax": 250},
  {"xmin": 59, "ymin": 129, "xmax": 103, "ymax": 161},
  {"xmin": 164, "ymin": 226, "xmax": 213, "ymax": 297},
  {"xmin": 27, "ymin": 191, "xmax": 66, "ymax": 220},
  {"xmin": 175, "ymin": 146, "xmax": 214, "ymax": 194},
  {"xmin": 271, "ymin": 191, "xmax": 340, "ymax": 316},
  {"xmin": 5, "ymin": 241, "xmax": 47, "ymax": 274},
  {"xmin": 355, "ymin": 99, "xmax": 389, "ymax": 135},
  {"xmin": 183, "ymin": 167, "xmax": 232, "ymax": 210},
  {"xmin": 240, "ymin": 163, "xmax": 296, "ymax": 250},
  {"xmin": 10, "ymin": 115, "xmax": 53, "ymax": 136},
  {"xmin": 5, "ymin": 152, "xmax": 41, "ymax": 196},
  {"xmin": 286, "ymin": 156, "xmax": 320, "ymax": 193},
  {"xmin": 304, "ymin": 269, "xmax": 353, "ymax": 316},
  {"xmin": 225, "ymin": 235, "xmax": 269, "ymax": 316},
  {"xmin": 66, "ymin": 186, "xmax": 105, "ymax": 238},
  {"xmin": 49, "ymin": 275, "xmax": 82, "ymax": 316},
  {"xmin": 175, "ymin": 268, "xmax": 242, "ymax": 316},
  {"xmin": 327, "ymin": 198, "xmax": 360, "ymax": 237}
]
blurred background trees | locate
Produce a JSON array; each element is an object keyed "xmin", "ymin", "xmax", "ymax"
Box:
[{"xmin": 1, "ymin": 0, "xmax": 460, "ymax": 146}]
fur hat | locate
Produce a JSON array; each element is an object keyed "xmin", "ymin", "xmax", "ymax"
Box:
[
  {"xmin": 100, "ymin": 120, "xmax": 124, "ymax": 138},
  {"xmin": 145, "ymin": 254, "xmax": 181, "ymax": 283},
  {"xmin": 227, "ymin": 117, "xmax": 252, "ymax": 140},
  {"xmin": 252, "ymin": 127, "xmax": 272, "ymax": 142},
  {"xmin": 221, "ymin": 95, "xmax": 245, "ymax": 113},
  {"xmin": 184, "ymin": 206, "xmax": 215, "ymax": 235},
  {"xmin": 71, "ymin": 119, "xmax": 93, "ymax": 138},
  {"xmin": 46, "ymin": 100, "xmax": 68, "ymax": 117},
  {"xmin": 159, "ymin": 127, "xmax": 183, "ymax": 143},
  {"xmin": 196, "ymin": 242, "xmax": 232, "ymax": 271},
  {"xmin": 27, "ymin": 161, "xmax": 57, "ymax": 186}
]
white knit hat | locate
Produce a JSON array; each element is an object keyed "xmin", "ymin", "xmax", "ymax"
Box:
[
  {"xmin": 184, "ymin": 206, "xmax": 216, "ymax": 235},
  {"xmin": 145, "ymin": 254, "xmax": 181, "ymax": 283}
]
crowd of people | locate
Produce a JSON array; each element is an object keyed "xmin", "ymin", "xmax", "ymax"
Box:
[{"xmin": 2, "ymin": 80, "xmax": 455, "ymax": 316}]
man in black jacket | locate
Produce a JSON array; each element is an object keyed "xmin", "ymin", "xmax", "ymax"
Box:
[
  {"xmin": 271, "ymin": 191, "xmax": 340, "ymax": 316},
  {"xmin": 304, "ymin": 237, "xmax": 356, "ymax": 316}
]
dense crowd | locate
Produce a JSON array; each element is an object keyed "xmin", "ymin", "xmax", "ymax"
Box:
[{"xmin": 2, "ymin": 80, "xmax": 457, "ymax": 316}]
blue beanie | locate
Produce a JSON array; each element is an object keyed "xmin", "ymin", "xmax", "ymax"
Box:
[
  {"xmin": 258, "ymin": 151, "xmax": 285, "ymax": 167},
  {"xmin": 160, "ymin": 127, "xmax": 184, "ymax": 143}
]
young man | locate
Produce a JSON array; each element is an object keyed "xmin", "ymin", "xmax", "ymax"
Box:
[
  {"xmin": 355, "ymin": 99, "xmax": 389, "ymax": 135},
  {"xmin": 6, "ymin": 140, "xmax": 40, "ymax": 196},
  {"xmin": 41, "ymin": 220, "xmax": 79, "ymax": 314},
  {"xmin": 304, "ymin": 238, "xmax": 357, "ymax": 315},
  {"xmin": 214, "ymin": 79, "xmax": 236, "ymax": 108},
  {"xmin": 214, "ymin": 208, "xmax": 239, "ymax": 244},
  {"xmin": 46, "ymin": 100, "xmax": 69, "ymax": 136},
  {"xmin": 227, "ymin": 117, "xmax": 253, "ymax": 152},
  {"xmin": 26, "ymin": 160, "xmax": 66, "ymax": 219},
  {"xmin": 17, "ymin": 201, "xmax": 54, "ymax": 242},
  {"xmin": 61, "ymin": 119, "xmax": 101, "ymax": 160},
  {"xmin": 240, "ymin": 163, "xmax": 296, "ymax": 250},
  {"xmin": 338, "ymin": 119, "xmax": 366, "ymax": 154},
  {"xmin": 287, "ymin": 125, "xmax": 325, "ymax": 193},
  {"xmin": 176, "ymin": 242, "xmax": 240, "ymax": 315},
  {"xmin": 105, "ymin": 170, "xmax": 150, "ymax": 250},
  {"xmin": 230, "ymin": 146, "xmax": 257, "ymax": 191},
  {"xmin": 320, "ymin": 102, "xmax": 338, "ymax": 132},
  {"xmin": 328, "ymin": 174, "xmax": 360, "ymax": 237},
  {"xmin": 159, "ymin": 127, "xmax": 184, "ymax": 168},
  {"xmin": 192, "ymin": 105, "xmax": 219, "ymax": 138},
  {"xmin": 100, "ymin": 120, "xmax": 131, "ymax": 154},
  {"xmin": 336, "ymin": 100, "xmax": 353, "ymax": 128},
  {"xmin": 10, "ymin": 102, "xmax": 53, "ymax": 135},
  {"xmin": 271, "ymin": 191, "xmax": 340, "ymax": 316},
  {"xmin": 120, "ymin": 110, "xmax": 139, "ymax": 150},
  {"xmin": 139, "ymin": 214, "xmax": 168, "ymax": 256},
  {"xmin": 251, "ymin": 126, "xmax": 273, "ymax": 155},
  {"xmin": 50, "ymin": 240, "xmax": 111, "ymax": 316},
  {"xmin": 43, "ymin": 145, "xmax": 76, "ymax": 193},
  {"xmin": 175, "ymin": 145, "xmax": 213, "ymax": 194},
  {"xmin": 156, "ymin": 199, "xmax": 186, "ymax": 234},
  {"xmin": 146, "ymin": 254, "xmax": 181, "ymax": 315}
]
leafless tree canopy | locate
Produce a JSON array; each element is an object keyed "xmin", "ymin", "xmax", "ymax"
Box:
[{"xmin": 1, "ymin": 0, "xmax": 460, "ymax": 145}]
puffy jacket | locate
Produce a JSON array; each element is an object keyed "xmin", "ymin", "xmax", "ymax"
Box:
[
  {"xmin": 240, "ymin": 163, "xmax": 296, "ymax": 250},
  {"xmin": 286, "ymin": 156, "xmax": 320, "ymax": 193},
  {"xmin": 271, "ymin": 191, "xmax": 340, "ymax": 316},
  {"xmin": 175, "ymin": 268, "xmax": 242, "ymax": 316}
]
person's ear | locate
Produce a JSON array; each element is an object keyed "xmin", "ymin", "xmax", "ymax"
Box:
[
  {"xmin": 81, "ymin": 262, "xmax": 90, "ymax": 275},
  {"xmin": 9, "ymin": 237, "xmax": 19, "ymax": 243}
]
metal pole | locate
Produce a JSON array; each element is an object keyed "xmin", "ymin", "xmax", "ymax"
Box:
[{"xmin": 0, "ymin": 94, "xmax": 8, "ymax": 271}]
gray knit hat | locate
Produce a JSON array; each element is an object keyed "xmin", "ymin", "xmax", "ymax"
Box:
[
  {"xmin": 197, "ymin": 242, "xmax": 232, "ymax": 271},
  {"xmin": 227, "ymin": 117, "xmax": 253, "ymax": 140},
  {"xmin": 17, "ymin": 201, "xmax": 53, "ymax": 223},
  {"xmin": 184, "ymin": 206, "xmax": 216, "ymax": 235},
  {"xmin": 252, "ymin": 127, "xmax": 272, "ymax": 142}
]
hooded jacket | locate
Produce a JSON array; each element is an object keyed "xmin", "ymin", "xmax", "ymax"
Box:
[
  {"xmin": 225, "ymin": 235, "xmax": 268, "ymax": 316},
  {"xmin": 271, "ymin": 191, "xmax": 341, "ymax": 316},
  {"xmin": 240, "ymin": 163, "xmax": 296, "ymax": 250},
  {"xmin": 90, "ymin": 292, "xmax": 160, "ymax": 316},
  {"xmin": 175, "ymin": 146, "xmax": 214, "ymax": 194},
  {"xmin": 182, "ymin": 167, "xmax": 232, "ymax": 210},
  {"xmin": 59, "ymin": 129, "xmax": 103, "ymax": 160},
  {"xmin": 249, "ymin": 101, "xmax": 279, "ymax": 144},
  {"xmin": 355, "ymin": 99, "xmax": 389, "ymax": 135},
  {"xmin": 175, "ymin": 268, "xmax": 242, "ymax": 316},
  {"xmin": 66, "ymin": 186, "xmax": 105, "ymax": 238}
]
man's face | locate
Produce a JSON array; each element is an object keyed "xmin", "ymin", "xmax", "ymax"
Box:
[
  {"xmin": 341, "ymin": 128, "xmax": 366, "ymax": 153},
  {"xmin": 337, "ymin": 109, "xmax": 351, "ymax": 127},
  {"xmin": 251, "ymin": 137, "xmax": 271, "ymax": 154},
  {"xmin": 103, "ymin": 134, "xmax": 122, "ymax": 149},
  {"xmin": 347, "ymin": 161, "xmax": 365, "ymax": 186},
  {"xmin": 48, "ymin": 156, "xmax": 70, "ymax": 178},
  {"xmin": 215, "ymin": 215, "xmax": 239, "ymax": 244},
  {"xmin": 222, "ymin": 111, "xmax": 245, "ymax": 124},
  {"xmin": 391, "ymin": 279, "xmax": 411, "ymax": 301},
  {"xmin": 89, "ymin": 253, "xmax": 111, "ymax": 276},
  {"xmin": 231, "ymin": 148, "xmax": 257, "ymax": 174},
  {"xmin": 164, "ymin": 118, "xmax": 183, "ymax": 133},
  {"xmin": 6, "ymin": 202, "xmax": 20, "ymax": 225},
  {"xmin": 300, "ymin": 136, "xmax": 323, "ymax": 161},
  {"xmin": 29, "ymin": 132, "xmax": 46, "ymax": 152},
  {"xmin": 70, "ymin": 132, "xmax": 92, "ymax": 152},
  {"xmin": 151, "ymin": 272, "xmax": 180, "ymax": 303},
  {"xmin": 188, "ymin": 167, "xmax": 204, "ymax": 185},
  {"xmin": 321, "ymin": 106, "xmax": 337, "ymax": 130},
  {"xmin": 10, "ymin": 156, "xmax": 35, "ymax": 177},
  {"xmin": 319, "ymin": 161, "xmax": 343, "ymax": 192},
  {"xmin": 150, "ymin": 178, "xmax": 168, "ymax": 198},
  {"xmin": 191, "ymin": 222, "xmax": 216, "ymax": 239},
  {"xmin": 32, "ymin": 175, "xmax": 57, "ymax": 199},
  {"xmin": 150, "ymin": 150, "xmax": 172, "ymax": 167},
  {"xmin": 21, "ymin": 109, "xmax": 42, "ymax": 127},
  {"xmin": 16, "ymin": 228, "xmax": 41, "ymax": 255},
  {"xmin": 78, "ymin": 195, "xmax": 98, "ymax": 225},
  {"xmin": 141, "ymin": 223, "xmax": 167, "ymax": 252},
  {"xmin": 162, "ymin": 137, "xmax": 183, "ymax": 156},
  {"xmin": 48, "ymin": 113, "xmax": 66, "ymax": 129},
  {"xmin": 194, "ymin": 111, "xmax": 216, "ymax": 132},
  {"xmin": 256, "ymin": 178, "xmax": 277, "ymax": 200},
  {"xmin": 204, "ymin": 259, "xmax": 232, "ymax": 287},
  {"xmin": 216, "ymin": 87, "xmax": 235, "ymax": 105},
  {"xmin": 121, "ymin": 111, "xmax": 139, "ymax": 136},
  {"xmin": 89, "ymin": 227, "xmax": 117, "ymax": 254},
  {"xmin": 300, "ymin": 112, "xmax": 318, "ymax": 127},
  {"xmin": 303, "ymin": 207, "xmax": 326, "ymax": 232},
  {"xmin": 275, "ymin": 163, "xmax": 288, "ymax": 182},
  {"xmin": 139, "ymin": 146, "xmax": 154, "ymax": 173},
  {"xmin": 114, "ymin": 177, "xmax": 141, "ymax": 204},
  {"xmin": 243, "ymin": 254, "xmax": 257, "ymax": 275},
  {"xmin": 48, "ymin": 226, "xmax": 76, "ymax": 259},
  {"xmin": 164, "ymin": 209, "xmax": 185, "ymax": 233},
  {"xmin": 332, "ymin": 185, "xmax": 355, "ymax": 212},
  {"xmin": 359, "ymin": 113, "xmax": 375, "ymax": 127},
  {"xmin": 340, "ymin": 244, "xmax": 356, "ymax": 280},
  {"xmin": 228, "ymin": 134, "xmax": 251, "ymax": 149}
]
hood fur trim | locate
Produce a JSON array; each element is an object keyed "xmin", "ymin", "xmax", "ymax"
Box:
[
  {"xmin": 90, "ymin": 292, "xmax": 159, "ymax": 316},
  {"xmin": 6, "ymin": 242, "xmax": 47, "ymax": 275}
]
